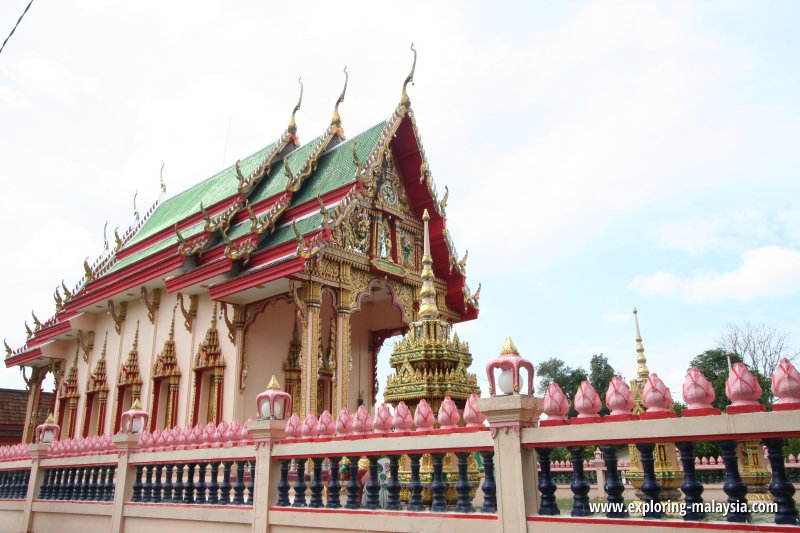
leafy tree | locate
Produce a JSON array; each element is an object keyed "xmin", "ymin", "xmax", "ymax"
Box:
[
  {"xmin": 589, "ymin": 353, "xmax": 620, "ymax": 415},
  {"xmin": 537, "ymin": 357, "xmax": 587, "ymax": 418}
]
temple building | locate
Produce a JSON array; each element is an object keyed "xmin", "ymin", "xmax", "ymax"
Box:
[{"xmin": 3, "ymin": 52, "xmax": 481, "ymax": 444}]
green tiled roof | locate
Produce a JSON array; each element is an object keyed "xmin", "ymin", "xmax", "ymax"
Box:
[
  {"xmin": 246, "ymin": 135, "xmax": 322, "ymax": 204},
  {"xmin": 124, "ymin": 142, "xmax": 277, "ymax": 247},
  {"xmin": 293, "ymin": 121, "xmax": 385, "ymax": 205},
  {"xmin": 105, "ymin": 120, "xmax": 388, "ymax": 277}
]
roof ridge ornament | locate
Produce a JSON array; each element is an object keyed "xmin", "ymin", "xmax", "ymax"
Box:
[
  {"xmin": 160, "ymin": 162, "xmax": 166, "ymax": 193},
  {"xmin": 633, "ymin": 306, "xmax": 650, "ymax": 381},
  {"xmin": 330, "ymin": 66, "xmax": 348, "ymax": 133},
  {"xmin": 401, "ymin": 42, "xmax": 417, "ymax": 108},
  {"xmin": 288, "ymin": 77, "xmax": 303, "ymax": 135}
]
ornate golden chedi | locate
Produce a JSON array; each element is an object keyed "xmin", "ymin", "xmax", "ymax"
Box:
[
  {"xmin": 383, "ymin": 209, "xmax": 479, "ymax": 412},
  {"xmin": 627, "ymin": 307, "xmax": 684, "ymax": 498}
]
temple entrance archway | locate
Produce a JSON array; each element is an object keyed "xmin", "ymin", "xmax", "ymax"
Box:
[{"xmin": 348, "ymin": 279, "xmax": 408, "ymax": 413}]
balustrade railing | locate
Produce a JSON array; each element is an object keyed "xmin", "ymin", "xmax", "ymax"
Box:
[
  {"xmin": 270, "ymin": 423, "xmax": 495, "ymax": 515},
  {"xmin": 129, "ymin": 459, "xmax": 255, "ymax": 505},
  {"xmin": 0, "ymin": 469, "xmax": 30, "ymax": 499},
  {"xmin": 38, "ymin": 464, "xmax": 116, "ymax": 502}
]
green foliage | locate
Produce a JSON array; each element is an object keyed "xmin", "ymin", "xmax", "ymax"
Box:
[
  {"xmin": 784, "ymin": 438, "xmax": 800, "ymax": 458},
  {"xmin": 670, "ymin": 400, "xmax": 686, "ymax": 416}
]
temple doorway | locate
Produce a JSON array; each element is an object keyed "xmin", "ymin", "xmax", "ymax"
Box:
[{"xmin": 349, "ymin": 280, "xmax": 408, "ymax": 412}]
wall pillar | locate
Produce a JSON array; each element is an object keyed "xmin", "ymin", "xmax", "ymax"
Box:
[
  {"xmin": 21, "ymin": 368, "xmax": 44, "ymax": 444},
  {"xmin": 301, "ymin": 281, "xmax": 321, "ymax": 416},
  {"xmin": 18, "ymin": 443, "xmax": 48, "ymax": 533},
  {"xmin": 110, "ymin": 433, "xmax": 140, "ymax": 533},
  {"xmin": 249, "ymin": 419, "xmax": 286, "ymax": 533},
  {"xmin": 478, "ymin": 394, "xmax": 541, "ymax": 532}
]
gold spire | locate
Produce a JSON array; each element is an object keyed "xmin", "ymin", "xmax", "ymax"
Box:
[
  {"xmin": 131, "ymin": 398, "xmax": 142, "ymax": 410},
  {"xmin": 500, "ymin": 336, "xmax": 519, "ymax": 357},
  {"xmin": 288, "ymin": 77, "xmax": 303, "ymax": 135},
  {"xmin": 44, "ymin": 413, "xmax": 55, "ymax": 424},
  {"xmin": 401, "ymin": 42, "xmax": 417, "ymax": 108},
  {"xmin": 633, "ymin": 306, "xmax": 650, "ymax": 380},
  {"xmin": 266, "ymin": 375, "xmax": 281, "ymax": 391},
  {"xmin": 418, "ymin": 209, "xmax": 438, "ymax": 319},
  {"xmin": 330, "ymin": 66, "xmax": 348, "ymax": 129}
]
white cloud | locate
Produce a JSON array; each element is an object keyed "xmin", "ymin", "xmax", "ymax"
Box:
[{"xmin": 631, "ymin": 246, "xmax": 800, "ymax": 302}]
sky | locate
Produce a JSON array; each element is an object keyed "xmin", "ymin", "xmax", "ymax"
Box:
[{"xmin": 1, "ymin": 1, "xmax": 799, "ymax": 404}]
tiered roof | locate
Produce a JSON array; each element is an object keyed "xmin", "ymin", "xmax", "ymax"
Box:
[{"xmin": 5, "ymin": 48, "xmax": 480, "ymax": 369}]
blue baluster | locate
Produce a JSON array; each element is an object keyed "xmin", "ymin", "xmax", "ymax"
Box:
[
  {"xmin": 326, "ymin": 457, "xmax": 341, "ymax": 509},
  {"xmin": 309, "ymin": 458, "xmax": 324, "ymax": 508},
  {"xmin": 480, "ymin": 451, "xmax": 497, "ymax": 513},
  {"xmin": 600, "ymin": 446, "xmax": 627, "ymax": 518},
  {"xmin": 233, "ymin": 461, "xmax": 245, "ymax": 505},
  {"xmin": 386, "ymin": 455, "xmax": 401, "ymax": 511},
  {"xmin": 277, "ymin": 460, "xmax": 291, "ymax": 507},
  {"xmin": 219, "ymin": 462, "xmax": 232, "ymax": 504},
  {"xmin": 536, "ymin": 448, "xmax": 559, "ymax": 515},
  {"xmin": 207, "ymin": 462, "xmax": 219, "ymax": 504},
  {"xmin": 720, "ymin": 440, "xmax": 751, "ymax": 523},
  {"xmin": 407, "ymin": 454, "xmax": 423, "ymax": 512},
  {"xmin": 569, "ymin": 446, "xmax": 592, "ymax": 517},
  {"xmin": 763, "ymin": 438, "xmax": 799, "ymax": 525},
  {"xmin": 676, "ymin": 442, "xmax": 705, "ymax": 521},
  {"xmin": 293, "ymin": 458, "xmax": 307, "ymax": 507},
  {"xmin": 430, "ymin": 453, "xmax": 447, "ymax": 512},
  {"xmin": 345, "ymin": 456, "xmax": 360, "ymax": 509}
]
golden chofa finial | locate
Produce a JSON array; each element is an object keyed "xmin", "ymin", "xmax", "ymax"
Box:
[
  {"xmin": 131, "ymin": 398, "xmax": 142, "ymax": 410},
  {"xmin": 288, "ymin": 77, "xmax": 303, "ymax": 135},
  {"xmin": 401, "ymin": 42, "xmax": 417, "ymax": 108},
  {"xmin": 633, "ymin": 306, "xmax": 650, "ymax": 380},
  {"xmin": 266, "ymin": 375, "xmax": 281, "ymax": 391},
  {"xmin": 500, "ymin": 336, "xmax": 520, "ymax": 357},
  {"xmin": 418, "ymin": 208, "xmax": 439, "ymax": 320},
  {"xmin": 330, "ymin": 66, "xmax": 348, "ymax": 131}
]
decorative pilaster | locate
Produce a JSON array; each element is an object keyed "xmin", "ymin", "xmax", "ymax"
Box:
[{"xmin": 302, "ymin": 281, "xmax": 322, "ymax": 416}]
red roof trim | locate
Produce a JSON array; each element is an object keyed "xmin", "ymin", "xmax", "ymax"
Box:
[
  {"xmin": 65, "ymin": 256, "xmax": 185, "ymax": 312},
  {"xmin": 165, "ymin": 258, "xmax": 232, "ymax": 293},
  {"xmin": 4, "ymin": 347, "xmax": 43, "ymax": 368},
  {"xmin": 210, "ymin": 256, "xmax": 305, "ymax": 300}
]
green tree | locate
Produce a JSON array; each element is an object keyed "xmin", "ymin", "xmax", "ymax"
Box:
[
  {"xmin": 537, "ymin": 357, "xmax": 588, "ymax": 418},
  {"xmin": 589, "ymin": 353, "xmax": 620, "ymax": 415}
]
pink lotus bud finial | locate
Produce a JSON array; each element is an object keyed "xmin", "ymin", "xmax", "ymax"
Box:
[
  {"xmin": 643, "ymin": 373, "xmax": 673, "ymax": 412},
  {"xmin": 301, "ymin": 413, "xmax": 319, "ymax": 439},
  {"xmin": 726, "ymin": 362, "xmax": 762, "ymax": 406},
  {"xmin": 336, "ymin": 407, "xmax": 353, "ymax": 435},
  {"xmin": 285, "ymin": 413, "xmax": 302, "ymax": 439},
  {"xmin": 463, "ymin": 393, "xmax": 486, "ymax": 427},
  {"xmin": 317, "ymin": 410, "xmax": 335, "ymax": 437},
  {"xmin": 353, "ymin": 405, "xmax": 372, "ymax": 435},
  {"xmin": 683, "ymin": 368, "xmax": 715, "ymax": 409},
  {"xmin": 437, "ymin": 396, "xmax": 460, "ymax": 429},
  {"xmin": 393, "ymin": 402, "xmax": 413, "ymax": 431},
  {"xmin": 771, "ymin": 358, "xmax": 800, "ymax": 407},
  {"xmin": 413, "ymin": 399, "xmax": 435, "ymax": 431},
  {"xmin": 373, "ymin": 404, "xmax": 393, "ymax": 434},
  {"xmin": 542, "ymin": 383, "xmax": 570, "ymax": 420},
  {"xmin": 574, "ymin": 381, "xmax": 602, "ymax": 419},
  {"xmin": 605, "ymin": 376, "xmax": 634, "ymax": 416}
]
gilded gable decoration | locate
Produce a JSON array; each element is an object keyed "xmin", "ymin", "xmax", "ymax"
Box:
[
  {"xmin": 118, "ymin": 321, "xmax": 143, "ymax": 388},
  {"xmin": 87, "ymin": 332, "xmax": 109, "ymax": 393}
]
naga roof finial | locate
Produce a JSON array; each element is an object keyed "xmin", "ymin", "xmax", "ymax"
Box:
[
  {"xmin": 633, "ymin": 306, "xmax": 650, "ymax": 381},
  {"xmin": 160, "ymin": 162, "xmax": 166, "ymax": 193},
  {"xmin": 418, "ymin": 208, "xmax": 439, "ymax": 320},
  {"xmin": 133, "ymin": 190, "xmax": 139, "ymax": 221},
  {"xmin": 401, "ymin": 42, "xmax": 417, "ymax": 108},
  {"xmin": 330, "ymin": 66, "xmax": 348, "ymax": 131},
  {"xmin": 103, "ymin": 220, "xmax": 109, "ymax": 250},
  {"xmin": 84, "ymin": 257, "xmax": 94, "ymax": 282},
  {"xmin": 288, "ymin": 77, "xmax": 303, "ymax": 135}
]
